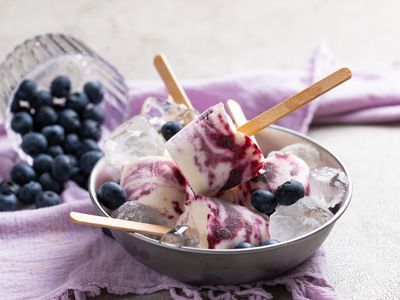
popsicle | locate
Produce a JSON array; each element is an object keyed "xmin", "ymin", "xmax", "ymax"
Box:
[
  {"xmin": 120, "ymin": 156, "xmax": 189, "ymax": 222},
  {"xmin": 166, "ymin": 102, "xmax": 264, "ymax": 196},
  {"xmin": 176, "ymin": 195, "xmax": 270, "ymax": 249},
  {"xmin": 166, "ymin": 68, "xmax": 351, "ymax": 196}
]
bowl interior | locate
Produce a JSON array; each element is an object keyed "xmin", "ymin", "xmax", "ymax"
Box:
[{"xmin": 89, "ymin": 125, "xmax": 352, "ymax": 252}]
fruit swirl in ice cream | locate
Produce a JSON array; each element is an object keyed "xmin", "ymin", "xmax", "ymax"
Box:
[
  {"xmin": 120, "ymin": 156, "xmax": 189, "ymax": 222},
  {"xmin": 221, "ymin": 151, "xmax": 310, "ymax": 208},
  {"xmin": 166, "ymin": 103, "xmax": 264, "ymax": 196},
  {"xmin": 177, "ymin": 195, "xmax": 270, "ymax": 249}
]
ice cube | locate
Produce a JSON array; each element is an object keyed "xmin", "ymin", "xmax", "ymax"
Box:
[
  {"xmin": 141, "ymin": 97, "xmax": 198, "ymax": 130},
  {"xmin": 111, "ymin": 201, "xmax": 173, "ymax": 227},
  {"xmin": 160, "ymin": 225, "xmax": 200, "ymax": 247},
  {"xmin": 280, "ymin": 143, "xmax": 321, "ymax": 169},
  {"xmin": 309, "ymin": 167, "xmax": 349, "ymax": 209},
  {"xmin": 269, "ymin": 197, "xmax": 334, "ymax": 242},
  {"xmin": 104, "ymin": 116, "xmax": 165, "ymax": 169}
]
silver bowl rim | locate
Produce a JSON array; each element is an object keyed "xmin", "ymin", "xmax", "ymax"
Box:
[{"xmin": 89, "ymin": 124, "xmax": 352, "ymax": 254}]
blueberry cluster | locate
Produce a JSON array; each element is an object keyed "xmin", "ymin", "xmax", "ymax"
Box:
[
  {"xmin": 0, "ymin": 76, "xmax": 105, "ymax": 211},
  {"xmin": 251, "ymin": 179, "xmax": 305, "ymax": 216}
]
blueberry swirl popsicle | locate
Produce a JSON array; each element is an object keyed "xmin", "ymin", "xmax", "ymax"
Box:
[{"xmin": 165, "ymin": 102, "xmax": 264, "ymax": 196}]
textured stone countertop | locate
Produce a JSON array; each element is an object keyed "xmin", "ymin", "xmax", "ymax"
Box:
[{"xmin": 1, "ymin": 0, "xmax": 399, "ymax": 299}]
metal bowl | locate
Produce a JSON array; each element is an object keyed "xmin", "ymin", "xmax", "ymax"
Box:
[{"xmin": 89, "ymin": 125, "xmax": 352, "ymax": 285}]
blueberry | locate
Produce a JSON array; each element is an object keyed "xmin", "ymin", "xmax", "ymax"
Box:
[
  {"xmin": 0, "ymin": 193, "xmax": 17, "ymax": 211},
  {"xmin": 101, "ymin": 227, "xmax": 115, "ymax": 239},
  {"xmin": 234, "ymin": 242, "xmax": 253, "ymax": 249},
  {"xmin": 16, "ymin": 79, "xmax": 37, "ymax": 102},
  {"xmin": 38, "ymin": 173, "xmax": 63, "ymax": 193},
  {"xmin": 11, "ymin": 163, "xmax": 36, "ymax": 185},
  {"xmin": 21, "ymin": 132, "xmax": 48, "ymax": 156},
  {"xmin": 79, "ymin": 150, "xmax": 102, "ymax": 175},
  {"xmin": 18, "ymin": 181, "xmax": 43, "ymax": 205},
  {"xmin": 11, "ymin": 112, "xmax": 33, "ymax": 135},
  {"xmin": 35, "ymin": 191, "xmax": 62, "ymax": 208},
  {"xmin": 59, "ymin": 109, "xmax": 81, "ymax": 133},
  {"xmin": 161, "ymin": 121, "xmax": 183, "ymax": 141},
  {"xmin": 80, "ymin": 119, "xmax": 101, "ymax": 141},
  {"xmin": 63, "ymin": 133, "xmax": 81, "ymax": 153},
  {"xmin": 10, "ymin": 98, "xmax": 27, "ymax": 113},
  {"xmin": 251, "ymin": 189, "xmax": 277, "ymax": 215},
  {"xmin": 275, "ymin": 180, "xmax": 305, "ymax": 206},
  {"xmin": 33, "ymin": 154, "xmax": 53, "ymax": 174},
  {"xmin": 66, "ymin": 92, "xmax": 89, "ymax": 113},
  {"xmin": 82, "ymin": 106, "xmax": 105, "ymax": 124},
  {"xmin": 42, "ymin": 125, "xmax": 65, "ymax": 145},
  {"xmin": 47, "ymin": 145, "xmax": 65, "ymax": 157},
  {"xmin": 84, "ymin": 81, "xmax": 104, "ymax": 104},
  {"xmin": 71, "ymin": 172, "xmax": 88, "ymax": 190},
  {"xmin": 34, "ymin": 106, "xmax": 58, "ymax": 128},
  {"xmin": 75, "ymin": 139, "xmax": 100, "ymax": 157},
  {"xmin": 51, "ymin": 155, "xmax": 73, "ymax": 182},
  {"xmin": 34, "ymin": 90, "xmax": 53, "ymax": 107},
  {"xmin": 50, "ymin": 76, "xmax": 71, "ymax": 98},
  {"xmin": 97, "ymin": 181, "xmax": 127, "ymax": 210},
  {"xmin": 0, "ymin": 181, "xmax": 20, "ymax": 195},
  {"xmin": 260, "ymin": 239, "xmax": 280, "ymax": 246}
]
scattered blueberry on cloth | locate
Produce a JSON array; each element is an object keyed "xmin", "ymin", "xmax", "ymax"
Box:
[{"xmin": 1, "ymin": 46, "xmax": 400, "ymax": 299}]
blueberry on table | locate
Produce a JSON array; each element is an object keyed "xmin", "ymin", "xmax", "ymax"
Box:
[
  {"xmin": 79, "ymin": 150, "xmax": 103, "ymax": 175},
  {"xmin": 11, "ymin": 163, "xmax": 36, "ymax": 185},
  {"xmin": 42, "ymin": 125, "xmax": 65, "ymax": 146},
  {"xmin": 0, "ymin": 193, "xmax": 18, "ymax": 211},
  {"xmin": 18, "ymin": 181, "xmax": 43, "ymax": 205},
  {"xmin": 34, "ymin": 90, "xmax": 53, "ymax": 107},
  {"xmin": 11, "ymin": 112, "xmax": 33, "ymax": 135},
  {"xmin": 0, "ymin": 181, "xmax": 20, "ymax": 195},
  {"xmin": 75, "ymin": 139, "xmax": 100, "ymax": 157},
  {"xmin": 16, "ymin": 79, "xmax": 37, "ymax": 102},
  {"xmin": 80, "ymin": 119, "xmax": 101, "ymax": 141},
  {"xmin": 34, "ymin": 106, "xmax": 58, "ymax": 128},
  {"xmin": 275, "ymin": 180, "xmax": 305, "ymax": 206},
  {"xmin": 38, "ymin": 173, "xmax": 63, "ymax": 193},
  {"xmin": 35, "ymin": 191, "xmax": 62, "ymax": 208},
  {"xmin": 47, "ymin": 145, "xmax": 64, "ymax": 157},
  {"xmin": 66, "ymin": 92, "xmax": 89, "ymax": 113},
  {"xmin": 251, "ymin": 189, "xmax": 277, "ymax": 215},
  {"xmin": 260, "ymin": 239, "xmax": 280, "ymax": 246},
  {"xmin": 97, "ymin": 181, "xmax": 127, "ymax": 210},
  {"xmin": 70, "ymin": 172, "xmax": 88, "ymax": 190},
  {"xmin": 58, "ymin": 109, "xmax": 81, "ymax": 133},
  {"xmin": 161, "ymin": 121, "xmax": 183, "ymax": 141},
  {"xmin": 84, "ymin": 81, "xmax": 104, "ymax": 104},
  {"xmin": 50, "ymin": 76, "xmax": 71, "ymax": 98},
  {"xmin": 83, "ymin": 106, "xmax": 105, "ymax": 124},
  {"xmin": 21, "ymin": 132, "xmax": 48, "ymax": 156},
  {"xmin": 51, "ymin": 155, "xmax": 74, "ymax": 183},
  {"xmin": 62, "ymin": 133, "xmax": 81, "ymax": 154},
  {"xmin": 33, "ymin": 154, "xmax": 53, "ymax": 174},
  {"xmin": 234, "ymin": 242, "xmax": 253, "ymax": 249}
]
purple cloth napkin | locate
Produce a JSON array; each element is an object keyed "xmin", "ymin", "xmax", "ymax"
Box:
[{"xmin": 1, "ymin": 46, "xmax": 400, "ymax": 300}]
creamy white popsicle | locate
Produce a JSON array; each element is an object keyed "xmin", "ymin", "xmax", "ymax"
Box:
[
  {"xmin": 165, "ymin": 103, "xmax": 264, "ymax": 196},
  {"xmin": 176, "ymin": 195, "xmax": 270, "ymax": 249},
  {"xmin": 120, "ymin": 156, "xmax": 189, "ymax": 222},
  {"xmin": 221, "ymin": 151, "xmax": 310, "ymax": 208}
]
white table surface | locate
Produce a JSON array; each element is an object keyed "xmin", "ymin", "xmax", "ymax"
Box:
[{"xmin": 1, "ymin": 1, "xmax": 399, "ymax": 299}]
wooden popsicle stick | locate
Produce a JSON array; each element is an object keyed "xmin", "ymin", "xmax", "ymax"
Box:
[
  {"xmin": 69, "ymin": 212, "xmax": 172, "ymax": 236},
  {"xmin": 153, "ymin": 53, "xmax": 194, "ymax": 109},
  {"xmin": 226, "ymin": 99, "xmax": 248, "ymax": 126},
  {"xmin": 237, "ymin": 68, "xmax": 352, "ymax": 136}
]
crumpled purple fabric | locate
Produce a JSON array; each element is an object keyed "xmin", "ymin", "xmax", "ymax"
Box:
[{"xmin": 1, "ymin": 46, "xmax": 400, "ymax": 300}]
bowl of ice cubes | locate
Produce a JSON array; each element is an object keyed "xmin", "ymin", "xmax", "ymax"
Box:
[{"xmin": 88, "ymin": 99, "xmax": 351, "ymax": 284}]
